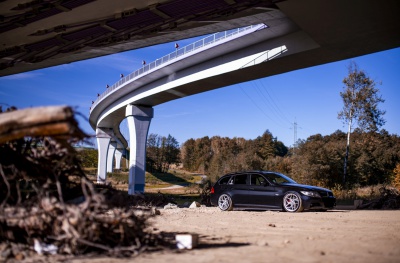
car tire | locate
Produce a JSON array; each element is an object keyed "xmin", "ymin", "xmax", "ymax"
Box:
[
  {"xmin": 218, "ymin": 194, "xmax": 233, "ymax": 211},
  {"xmin": 283, "ymin": 191, "xmax": 303, "ymax": 213}
]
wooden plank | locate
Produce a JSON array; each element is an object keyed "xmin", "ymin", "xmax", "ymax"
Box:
[{"xmin": 0, "ymin": 106, "xmax": 84, "ymax": 144}]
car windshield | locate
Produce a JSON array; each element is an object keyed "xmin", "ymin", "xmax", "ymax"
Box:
[{"xmin": 263, "ymin": 172, "xmax": 297, "ymax": 185}]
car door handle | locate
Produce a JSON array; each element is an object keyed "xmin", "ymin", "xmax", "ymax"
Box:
[{"xmin": 249, "ymin": 188, "xmax": 254, "ymax": 190}]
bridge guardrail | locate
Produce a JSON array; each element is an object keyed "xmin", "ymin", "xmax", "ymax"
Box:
[
  {"xmin": 240, "ymin": 45, "xmax": 288, "ymax": 69},
  {"xmin": 90, "ymin": 23, "xmax": 267, "ymax": 113}
]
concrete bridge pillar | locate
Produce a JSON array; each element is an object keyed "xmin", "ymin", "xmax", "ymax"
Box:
[
  {"xmin": 106, "ymin": 142, "xmax": 117, "ymax": 173},
  {"xmin": 126, "ymin": 105, "xmax": 154, "ymax": 195},
  {"xmin": 96, "ymin": 127, "xmax": 114, "ymax": 183},
  {"xmin": 114, "ymin": 148, "xmax": 123, "ymax": 170}
]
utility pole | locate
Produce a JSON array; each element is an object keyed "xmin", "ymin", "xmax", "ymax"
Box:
[
  {"xmin": 292, "ymin": 119, "xmax": 298, "ymax": 155},
  {"xmin": 294, "ymin": 120, "xmax": 297, "ymax": 147}
]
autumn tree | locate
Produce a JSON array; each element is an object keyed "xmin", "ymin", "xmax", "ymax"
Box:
[
  {"xmin": 338, "ymin": 61, "xmax": 385, "ymax": 186},
  {"xmin": 181, "ymin": 138, "xmax": 196, "ymax": 171},
  {"xmin": 393, "ymin": 163, "xmax": 400, "ymax": 191},
  {"xmin": 146, "ymin": 133, "xmax": 180, "ymax": 173}
]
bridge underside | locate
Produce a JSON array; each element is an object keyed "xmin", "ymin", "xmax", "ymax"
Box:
[{"xmin": 1, "ymin": 0, "xmax": 399, "ymax": 77}]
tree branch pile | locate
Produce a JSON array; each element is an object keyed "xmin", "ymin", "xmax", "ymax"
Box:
[
  {"xmin": 0, "ymin": 106, "xmax": 170, "ymax": 260},
  {"xmin": 358, "ymin": 186, "xmax": 400, "ymax": 209}
]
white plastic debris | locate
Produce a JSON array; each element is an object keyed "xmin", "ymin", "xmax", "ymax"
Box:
[
  {"xmin": 175, "ymin": 234, "xmax": 199, "ymax": 249},
  {"xmin": 33, "ymin": 239, "xmax": 58, "ymax": 255},
  {"xmin": 164, "ymin": 203, "xmax": 178, "ymax": 209},
  {"xmin": 189, "ymin": 201, "xmax": 201, "ymax": 208}
]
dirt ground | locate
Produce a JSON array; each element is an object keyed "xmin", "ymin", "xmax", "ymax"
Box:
[{"xmin": 72, "ymin": 207, "xmax": 400, "ymax": 263}]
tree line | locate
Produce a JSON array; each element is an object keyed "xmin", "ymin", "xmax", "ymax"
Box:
[
  {"xmin": 76, "ymin": 129, "xmax": 400, "ymax": 189},
  {"xmin": 179, "ymin": 129, "xmax": 400, "ymax": 188}
]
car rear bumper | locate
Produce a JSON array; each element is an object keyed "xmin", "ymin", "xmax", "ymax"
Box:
[{"xmin": 210, "ymin": 194, "xmax": 218, "ymax": 206}]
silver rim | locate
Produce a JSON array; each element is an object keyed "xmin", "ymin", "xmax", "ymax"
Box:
[
  {"xmin": 218, "ymin": 194, "xmax": 231, "ymax": 211},
  {"xmin": 283, "ymin": 193, "xmax": 301, "ymax": 212}
]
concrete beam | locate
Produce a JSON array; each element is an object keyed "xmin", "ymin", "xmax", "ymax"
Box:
[
  {"xmin": 114, "ymin": 148, "xmax": 123, "ymax": 170},
  {"xmin": 96, "ymin": 127, "xmax": 114, "ymax": 183},
  {"xmin": 125, "ymin": 105, "xmax": 154, "ymax": 194},
  {"xmin": 106, "ymin": 142, "xmax": 117, "ymax": 173}
]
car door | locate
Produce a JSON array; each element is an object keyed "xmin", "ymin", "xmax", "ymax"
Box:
[
  {"xmin": 247, "ymin": 173, "xmax": 279, "ymax": 209},
  {"xmin": 228, "ymin": 173, "xmax": 251, "ymax": 206}
]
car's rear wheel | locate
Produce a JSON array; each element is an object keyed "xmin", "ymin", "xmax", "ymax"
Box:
[
  {"xmin": 218, "ymin": 194, "xmax": 233, "ymax": 211},
  {"xmin": 283, "ymin": 192, "xmax": 303, "ymax": 212}
]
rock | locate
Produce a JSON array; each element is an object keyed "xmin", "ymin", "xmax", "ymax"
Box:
[
  {"xmin": 1, "ymin": 247, "xmax": 11, "ymax": 259},
  {"xmin": 151, "ymin": 207, "xmax": 161, "ymax": 215},
  {"xmin": 164, "ymin": 203, "xmax": 178, "ymax": 209},
  {"xmin": 189, "ymin": 201, "xmax": 201, "ymax": 209},
  {"xmin": 256, "ymin": 240, "xmax": 269, "ymax": 246}
]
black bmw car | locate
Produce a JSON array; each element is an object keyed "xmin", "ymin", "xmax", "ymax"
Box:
[{"xmin": 210, "ymin": 171, "xmax": 336, "ymax": 212}]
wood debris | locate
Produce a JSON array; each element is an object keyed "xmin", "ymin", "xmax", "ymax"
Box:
[
  {"xmin": 0, "ymin": 106, "xmax": 171, "ymax": 260},
  {"xmin": 357, "ymin": 186, "xmax": 400, "ymax": 209}
]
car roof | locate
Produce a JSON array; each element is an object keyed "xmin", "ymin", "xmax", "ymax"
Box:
[
  {"xmin": 223, "ymin": 170, "xmax": 276, "ymax": 176},
  {"xmin": 220, "ymin": 170, "xmax": 275, "ymax": 178}
]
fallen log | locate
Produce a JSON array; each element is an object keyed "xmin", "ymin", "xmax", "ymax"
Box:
[{"xmin": 0, "ymin": 106, "xmax": 83, "ymax": 144}]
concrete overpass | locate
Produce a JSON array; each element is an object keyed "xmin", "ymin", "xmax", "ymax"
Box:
[
  {"xmin": 1, "ymin": 0, "xmax": 399, "ymax": 77},
  {"xmin": 90, "ymin": 22, "xmax": 297, "ymax": 193}
]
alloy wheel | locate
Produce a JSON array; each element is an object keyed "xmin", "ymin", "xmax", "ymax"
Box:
[
  {"xmin": 283, "ymin": 192, "xmax": 303, "ymax": 212},
  {"xmin": 218, "ymin": 194, "xmax": 233, "ymax": 211}
]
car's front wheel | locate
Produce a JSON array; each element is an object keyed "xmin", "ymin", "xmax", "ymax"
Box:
[
  {"xmin": 283, "ymin": 192, "xmax": 303, "ymax": 212},
  {"xmin": 218, "ymin": 194, "xmax": 233, "ymax": 211}
]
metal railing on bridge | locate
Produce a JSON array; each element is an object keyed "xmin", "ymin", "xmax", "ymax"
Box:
[
  {"xmin": 240, "ymin": 45, "xmax": 288, "ymax": 69},
  {"xmin": 90, "ymin": 23, "xmax": 267, "ymax": 112}
]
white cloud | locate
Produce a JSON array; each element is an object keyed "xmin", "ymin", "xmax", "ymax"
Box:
[
  {"xmin": 1, "ymin": 72, "xmax": 42, "ymax": 80},
  {"xmin": 81, "ymin": 53, "xmax": 139, "ymax": 72}
]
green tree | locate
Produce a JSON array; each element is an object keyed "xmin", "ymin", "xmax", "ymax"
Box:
[
  {"xmin": 146, "ymin": 133, "xmax": 180, "ymax": 173},
  {"xmin": 338, "ymin": 61, "xmax": 385, "ymax": 186},
  {"xmin": 76, "ymin": 148, "xmax": 98, "ymax": 168},
  {"xmin": 181, "ymin": 138, "xmax": 196, "ymax": 171},
  {"xmin": 162, "ymin": 134, "xmax": 180, "ymax": 172}
]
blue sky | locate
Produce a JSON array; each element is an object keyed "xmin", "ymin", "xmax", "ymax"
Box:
[{"xmin": 1, "ymin": 35, "xmax": 399, "ymax": 148}]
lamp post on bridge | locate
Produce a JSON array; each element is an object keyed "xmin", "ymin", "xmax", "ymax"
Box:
[{"xmin": 175, "ymin": 43, "xmax": 179, "ymax": 57}]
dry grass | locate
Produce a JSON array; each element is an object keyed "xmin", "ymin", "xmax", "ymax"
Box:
[{"xmin": 85, "ymin": 169, "xmax": 204, "ymax": 196}]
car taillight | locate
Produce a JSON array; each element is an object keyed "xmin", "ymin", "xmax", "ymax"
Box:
[{"xmin": 210, "ymin": 187, "xmax": 214, "ymax": 194}]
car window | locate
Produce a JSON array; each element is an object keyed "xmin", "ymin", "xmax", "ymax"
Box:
[
  {"xmin": 250, "ymin": 174, "xmax": 268, "ymax": 186},
  {"xmin": 264, "ymin": 172, "xmax": 296, "ymax": 184},
  {"xmin": 219, "ymin": 176, "xmax": 231, "ymax": 185},
  {"xmin": 233, "ymin": 174, "xmax": 247, "ymax": 185}
]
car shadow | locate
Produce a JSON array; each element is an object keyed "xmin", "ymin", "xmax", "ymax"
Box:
[{"xmin": 196, "ymin": 242, "xmax": 250, "ymax": 249}]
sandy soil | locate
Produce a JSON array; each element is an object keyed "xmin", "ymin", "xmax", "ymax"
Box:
[{"xmin": 74, "ymin": 207, "xmax": 400, "ymax": 263}]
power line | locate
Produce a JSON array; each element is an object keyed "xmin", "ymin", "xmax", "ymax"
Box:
[
  {"xmin": 238, "ymin": 83, "xmax": 288, "ymax": 128},
  {"xmin": 292, "ymin": 119, "xmax": 297, "ymax": 152},
  {"xmin": 257, "ymin": 80, "xmax": 293, "ymax": 124}
]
